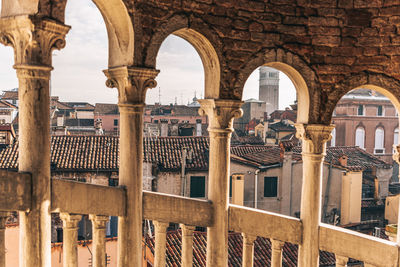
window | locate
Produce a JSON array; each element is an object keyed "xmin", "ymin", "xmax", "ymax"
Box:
[
  {"xmin": 190, "ymin": 176, "xmax": 205, "ymax": 198},
  {"xmin": 377, "ymin": 105, "xmax": 384, "ymax": 116},
  {"xmin": 113, "ymin": 119, "xmax": 118, "ymax": 126},
  {"xmin": 264, "ymin": 177, "xmax": 278, "ymax": 197},
  {"xmin": 229, "ymin": 176, "xmax": 232, "ymax": 197},
  {"xmin": 355, "ymin": 127, "xmax": 365, "ymax": 149},
  {"xmin": 330, "ymin": 128, "xmax": 336, "ymax": 147},
  {"xmin": 357, "ymin": 105, "xmax": 364, "ymax": 116},
  {"xmin": 374, "ymin": 127, "xmax": 385, "ymax": 154}
]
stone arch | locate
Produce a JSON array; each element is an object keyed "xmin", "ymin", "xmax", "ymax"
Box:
[
  {"xmin": 90, "ymin": 0, "xmax": 134, "ymax": 67},
  {"xmin": 1, "ymin": 0, "xmax": 134, "ymax": 68},
  {"xmin": 235, "ymin": 48, "xmax": 313, "ymax": 124},
  {"xmin": 145, "ymin": 15, "xmax": 221, "ymax": 99},
  {"xmin": 327, "ymin": 72, "xmax": 400, "ymax": 121}
]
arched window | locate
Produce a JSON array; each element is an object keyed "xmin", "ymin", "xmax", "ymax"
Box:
[
  {"xmin": 355, "ymin": 127, "xmax": 365, "ymax": 149},
  {"xmin": 330, "ymin": 128, "xmax": 336, "ymax": 147},
  {"xmin": 374, "ymin": 127, "xmax": 385, "ymax": 154}
]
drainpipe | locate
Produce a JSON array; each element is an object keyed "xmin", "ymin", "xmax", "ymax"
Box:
[
  {"xmin": 254, "ymin": 169, "xmax": 260, "ymax": 209},
  {"xmin": 181, "ymin": 148, "xmax": 187, "ymax": 196}
]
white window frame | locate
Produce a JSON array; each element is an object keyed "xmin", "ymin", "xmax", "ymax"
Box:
[
  {"xmin": 355, "ymin": 127, "xmax": 365, "ymax": 149},
  {"xmin": 377, "ymin": 105, "xmax": 385, "ymax": 117},
  {"xmin": 374, "ymin": 127, "xmax": 385, "ymax": 154}
]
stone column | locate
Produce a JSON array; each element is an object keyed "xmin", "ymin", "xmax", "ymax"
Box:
[
  {"xmin": 89, "ymin": 215, "xmax": 109, "ymax": 267},
  {"xmin": 241, "ymin": 233, "xmax": 256, "ymax": 267},
  {"xmin": 199, "ymin": 99, "xmax": 243, "ymax": 267},
  {"xmin": 153, "ymin": 221, "xmax": 169, "ymax": 267},
  {"xmin": 295, "ymin": 124, "xmax": 334, "ymax": 267},
  {"xmin": 104, "ymin": 66, "xmax": 158, "ymax": 267},
  {"xmin": 271, "ymin": 239, "xmax": 285, "ymax": 267},
  {"xmin": 180, "ymin": 224, "xmax": 195, "ymax": 267},
  {"xmin": 60, "ymin": 213, "xmax": 81, "ymax": 267},
  {"xmin": 0, "ymin": 212, "xmax": 8, "ymax": 267},
  {"xmin": 335, "ymin": 255, "xmax": 348, "ymax": 267},
  {"xmin": 392, "ymin": 146, "xmax": 400, "ymax": 246},
  {"xmin": 0, "ymin": 16, "xmax": 69, "ymax": 267}
]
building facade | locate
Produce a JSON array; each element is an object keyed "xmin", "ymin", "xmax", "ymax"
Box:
[{"xmin": 332, "ymin": 89, "xmax": 398, "ymax": 163}]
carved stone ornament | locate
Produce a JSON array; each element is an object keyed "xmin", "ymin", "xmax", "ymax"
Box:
[
  {"xmin": 198, "ymin": 99, "xmax": 243, "ymax": 132},
  {"xmin": 0, "ymin": 15, "xmax": 70, "ymax": 67},
  {"xmin": 89, "ymin": 215, "xmax": 109, "ymax": 229},
  {"xmin": 295, "ymin": 124, "xmax": 335, "ymax": 154},
  {"xmin": 60, "ymin": 213, "xmax": 82, "ymax": 229},
  {"xmin": 104, "ymin": 66, "xmax": 159, "ymax": 104}
]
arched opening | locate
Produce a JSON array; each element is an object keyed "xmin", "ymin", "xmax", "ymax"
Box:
[
  {"xmin": 329, "ymin": 85, "xmax": 400, "ymax": 233},
  {"xmin": 144, "ymin": 33, "xmax": 209, "ymax": 205},
  {"xmin": 228, "ymin": 62, "xmax": 307, "ymax": 218}
]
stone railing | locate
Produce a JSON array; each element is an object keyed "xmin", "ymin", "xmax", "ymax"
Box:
[{"xmin": 1, "ymin": 173, "xmax": 399, "ymax": 266}]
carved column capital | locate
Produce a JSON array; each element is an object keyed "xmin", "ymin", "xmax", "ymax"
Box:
[
  {"xmin": 60, "ymin": 213, "xmax": 82, "ymax": 229},
  {"xmin": 198, "ymin": 99, "xmax": 243, "ymax": 133},
  {"xmin": 271, "ymin": 239, "xmax": 285, "ymax": 250},
  {"xmin": 295, "ymin": 124, "xmax": 334, "ymax": 154},
  {"xmin": 0, "ymin": 15, "xmax": 70, "ymax": 67},
  {"xmin": 242, "ymin": 233, "xmax": 257, "ymax": 245},
  {"xmin": 154, "ymin": 221, "xmax": 169, "ymax": 233},
  {"xmin": 180, "ymin": 224, "xmax": 195, "ymax": 236},
  {"xmin": 104, "ymin": 66, "xmax": 159, "ymax": 105},
  {"xmin": 89, "ymin": 215, "xmax": 109, "ymax": 229}
]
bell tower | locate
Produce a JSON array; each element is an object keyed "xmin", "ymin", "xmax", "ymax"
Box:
[{"xmin": 259, "ymin": 66, "xmax": 279, "ymax": 115}]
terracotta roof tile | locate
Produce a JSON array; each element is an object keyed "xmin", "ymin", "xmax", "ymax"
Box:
[{"xmin": 145, "ymin": 230, "xmax": 350, "ymax": 266}]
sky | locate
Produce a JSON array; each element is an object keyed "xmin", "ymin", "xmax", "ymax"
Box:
[{"xmin": 0, "ymin": 0, "xmax": 296, "ymax": 109}]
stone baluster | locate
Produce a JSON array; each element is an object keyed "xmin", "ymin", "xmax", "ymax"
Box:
[
  {"xmin": 335, "ymin": 255, "xmax": 348, "ymax": 267},
  {"xmin": 271, "ymin": 239, "xmax": 285, "ymax": 267},
  {"xmin": 295, "ymin": 124, "xmax": 334, "ymax": 267},
  {"xmin": 104, "ymin": 66, "xmax": 159, "ymax": 267},
  {"xmin": 154, "ymin": 221, "xmax": 169, "ymax": 267},
  {"xmin": 0, "ymin": 212, "xmax": 8, "ymax": 267},
  {"xmin": 0, "ymin": 16, "xmax": 69, "ymax": 267},
  {"xmin": 60, "ymin": 213, "xmax": 82, "ymax": 267},
  {"xmin": 89, "ymin": 215, "xmax": 109, "ymax": 267},
  {"xmin": 199, "ymin": 99, "xmax": 243, "ymax": 267},
  {"xmin": 242, "ymin": 233, "xmax": 256, "ymax": 267},
  {"xmin": 180, "ymin": 224, "xmax": 195, "ymax": 267}
]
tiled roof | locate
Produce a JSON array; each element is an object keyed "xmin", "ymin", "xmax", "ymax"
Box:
[
  {"xmin": 230, "ymin": 145, "xmax": 273, "ymax": 157},
  {"xmin": 0, "ymin": 136, "xmax": 389, "ymax": 172},
  {"xmin": 292, "ymin": 146, "xmax": 391, "ymax": 170},
  {"xmin": 94, "ymin": 103, "xmax": 119, "ymax": 115},
  {"xmin": 0, "ymin": 90, "xmax": 18, "ymax": 100},
  {"xmin": 269, "ymin": 121, "xmax": 295, "ymax": 132},
  {"xmin": 144, "ymin": 136, "xmax": 210, "ymax": 171},
  {"xmin": 0, "ymin": 136, "xmax": 119, "ymax": 171},
  {"xmin": 0, "ymin": 100, "xmax": 17, "ymax": 109},
  {"xmin": 144, "ymin": 230, "xmax": 348, "ymax": 267}
]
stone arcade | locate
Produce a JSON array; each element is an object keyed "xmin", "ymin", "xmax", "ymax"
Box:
[{"xmin": 2, "ymin": 1, "xmax": 400, "ymax": 267}]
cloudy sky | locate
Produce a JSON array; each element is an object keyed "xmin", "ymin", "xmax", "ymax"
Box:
[{"xmin": 0, "ymin": 0, "xmax": 296, "ymax": 109}]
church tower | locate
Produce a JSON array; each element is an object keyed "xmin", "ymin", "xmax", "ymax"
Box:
[{"xmin": 259, "ymin": 66, "xmax": 279, "ymax": 115}]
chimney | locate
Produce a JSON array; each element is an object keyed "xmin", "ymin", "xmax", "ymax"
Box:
[
  {"xmin": 231, "ymin": 174, "xmax": 245, "ymax": 206},
  {"xmin": 196, "ymin": 119, "xmax": 202, "ymax": 136},
  {"xmin": 338, "ymin": 155, "xmax": 348, "ymax": 167}
]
